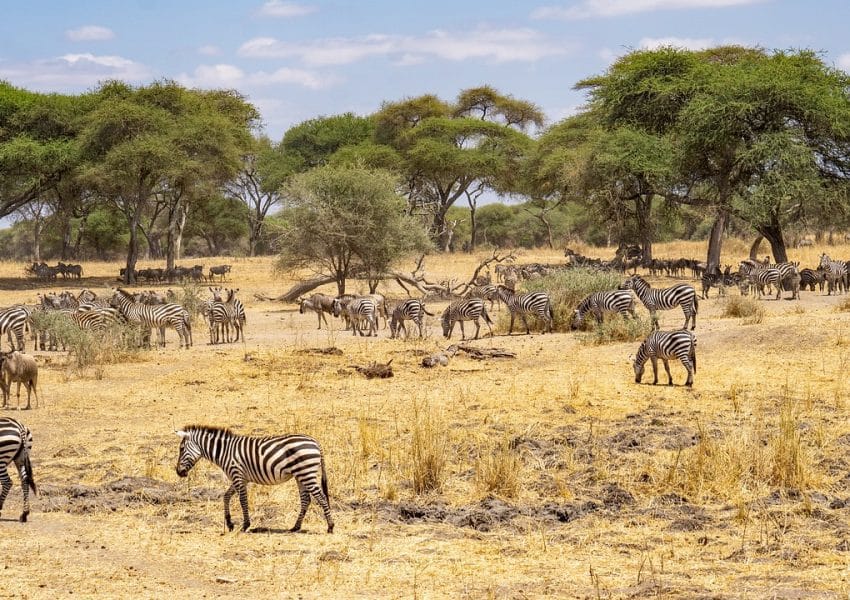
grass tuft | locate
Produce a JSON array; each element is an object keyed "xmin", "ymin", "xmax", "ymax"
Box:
[
  {"xmin": 410, "ymin": 402, "xmax": 448, "ymax": 495},
  {"xmin": 580, "ymin": 316, "xmax": 653, "ymax": 346},
  {"xmin": 475, "ymin": 435, "xmax": 521, "ymax": 498},
  {"xmin": 720, "ymin": 296, "xmax": 765, "ymax": 324}
]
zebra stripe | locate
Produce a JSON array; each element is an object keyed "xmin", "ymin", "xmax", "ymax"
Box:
[
  {"xmin": 819, "ymin": 254, "xmax": 848, "ymax": 295},
  {"xmin": 633, "ymin": 330, "xmax": 697, "ymax": 387},
  {"xmin": 743, "ymin": 267, "xmax": 783, "ymax": 300},
  {"xmin": 467, "ymin": 285, "xmax": 500, "ymax": 311},
  {"xmin": 389, "ymin": 299, "xmax": 434, "ymax": 339},
  {"xmin": 620, "ymin": 275, "xmax": 697, "ymax": 331},
  {"xmin": 572, "ymin": 290, "xmax": 636, "ymax": 329},
  {"xmin": 495, "ymin": 285, "xmax": 554, "ymax": 334},
  {"xmin": 0, "ymin": 307, "xmax": 28, "ymax": 352},
  {"xmin": 345, "ymin": 297, "xmax": 378, "ymax": 337},
  {"xmin": 175, "ymin": 425, "xmax": 333, "ymax": 533},
  {"xmin": 110, "ymin": 289, "xmax": 192, "ymax": 349},
  {"xmin": 441, "ymin": 298, "xmax": 493, "ymax": 340},
  {"xmin": 800, "ymin": 268, "xmax": 825, "ymax": 292},
  {"xmin": 0, "ymin": 417, "xmax": 36, "ymax": 522}
]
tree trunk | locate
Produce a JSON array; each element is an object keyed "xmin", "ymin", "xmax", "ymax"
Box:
[
  {"xmin": 748, "ymin": 235, "xmax": 763, "ymax": 261},
  {"xmin": 125, "ymin": 225, "xmax": 140, "ymax": 284},
  {"xmin": 32, "ymin": 219, "xmax": 42, "ymax": 263},
  {"xmin": 73, "ymin": 216, "xmax": 86, "ymax": 258},
  {"xmin": 60, "ymin": 217, "xmax": 72, "ymax": 260},
  {"xmin": 542, "ymin": 215, "xmax": 554, "ymax": 249},
  {"xmin": 335, "ymin": 272, "xmax": 346, "ymax": 296},
  {"xmin": 468, "ymin": 202, "xmax": 477, "ymax": 253},
  {"xmin": 248, "ymin": 219, "xmax": 262, "ymax": 257},
  {"xmin": 756, "ymin": 222, "xmax": 787, "ymax": 263},
  {"xmin": 706, "ymin": 209, "xmax": 728, "ymax": 273},
  {"xmin": 635, "ymin": 195, "xmax": 654, "ymax": 263}
]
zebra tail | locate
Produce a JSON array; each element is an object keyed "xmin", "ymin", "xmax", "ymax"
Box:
[
  {"xmin": 482, "ymin": 308, "xmax": 494, "ymax": 325},
  {"xmin": 694, "ymin": 294, "xmax": 699, "ymax": 314},
  {"xmin": 423, "ymin": 308, "xmax": 435, "ymax": 316},
  {"xmin": 321, "ymin": 458, "xmax": 329, "ymax": 501},
  {"xmin": 690, "ymin": 336, "xmax": 697, "ymax": 374}
]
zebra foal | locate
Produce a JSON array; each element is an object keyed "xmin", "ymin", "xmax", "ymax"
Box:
[
  {"xmin": 633, "ymin": 330, "xmax": 696, "ymax": 387},
  {"xmin": 0, "ymin": 417, "xmax": 36, "ymax": 522},
  {"xmin": 441, "ymin": 298, "xmax": 493, "ymax": 340},
  {"xmin": 495, "ymin": 285, "xmax": 554, "ymax": 334},
  {"xmin": 175, "ymin": 425, "xmax": 334, "ymax": 533},
  {"xmin": 389, "ymin": 299, "xmax": 434, "ymax": 339},
  {"xmin": 571, "ymin": 290, "xmax": 636, "ymax": 329}
]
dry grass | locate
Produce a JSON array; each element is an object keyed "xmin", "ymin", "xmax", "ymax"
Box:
[
  {"xmin": 720, "ymin": 295, "xmax": 766, "ymax": 324},
  {"xmin": 3, "ymin": 242, "xmax": 850, "ymax": 598}
]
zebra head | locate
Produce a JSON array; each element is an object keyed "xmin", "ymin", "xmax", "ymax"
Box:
[
  {"xmin": 632, "ymin": 352, "xmax": 645, "ymax": 383},
  {"xmin": 331, "ymin": 299, "xmax": 342, "ymax": 318},
  {"xmin": 175, "ymin": 430, "xmax": 202, "ymax": 477},
  {"xmin": 819, "ymin": 254, "xmax": 831, "ymax": 268},
  {"xmin": 619, "ymin": 276, "xmax": 636, "ymax": 291}
]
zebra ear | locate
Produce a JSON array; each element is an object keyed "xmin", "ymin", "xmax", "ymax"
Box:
[{"xmin": 175, "ymin": 430, "xmax": 189, "ymax": 439}]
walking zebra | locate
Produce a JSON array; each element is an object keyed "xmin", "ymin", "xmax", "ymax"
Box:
[
  {"xmin": 571, "ymin": 290, "xmax": 636, "ymax": 330},
  {"xmin": 110, "ymin": 288, "xmax": 192, "ymax": 348},
  {"xmin": 495, "ymin": 285, "xmax": 554, "ymax": 334},
  {"xmin": 819, "ymin": 254, "xmax": 848, "ymax": 295},
  {"xmin": 0, "ymin": 417, "xmax": 36, "ymax": 522},
  {"xmin": 389, "ymin": 299, "xmax": 434, "ymax": 339},
  {"xmin": 333, "ymin": 297, "xmax": 377, "ymax": 337},
  {"xmin": 743, "ymin": 266, "xmax": 783, "ymax": 300},
  {"xmin": 633, "ymin": 330, "xmax": 697, "ymax": 387},
  {"xmin": 467, "ymin": 285, "xmax": 500, "ymax": 311},
  {"xmin": 175, "ymin": 425, "xmax": 333, "ymax": 533},
  {"xmin": 299, "ymin": 293, "xmax": 335, "ymax": 329},
  {"xmin": 620, "ymin": 275, "xmax": 697, "ymax": 331},
  {"xmin": 441, "ymin": 298, "xmax": 493, "ymax": 340}
]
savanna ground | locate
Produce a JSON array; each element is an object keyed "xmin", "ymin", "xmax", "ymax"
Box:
[{"xmin": 3, "ymin": 240, "xmax": 850, "ymax": 599}]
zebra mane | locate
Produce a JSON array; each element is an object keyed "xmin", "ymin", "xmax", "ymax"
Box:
[{"xmin": 181, "ymin": 424, "xmax": 234, "ymax": 436}]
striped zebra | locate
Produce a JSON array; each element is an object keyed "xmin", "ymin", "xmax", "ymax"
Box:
[
  {"xmin": 819, "ymin": 254, "xmax": 848, "ymax": 295},
  {"xmin": 571, "ymin": 290, "xmax": 636, "ymax": 330},
  {"xmin": 0, "ymin": 417, "xmax": 36, "ymax": 522},
  {"xmin": 467, "ymin": 285, "xmax": 500, "ymax": 311},
  {"xmin": 441, "ymin": 298, "xmax": 493, "ymax": 340},
  {"xmin": 230, "ymin": 290, "xmax": 246, "ymax": 342},
  {"xmin": 495, "ymin": 285, "xmax": 554, "ymax": 334},
  {"xmin": 389, "ymin": 299, "xmax": 434, "ymax": 339},
  {"xmin": 333, "ymin": 297, "xmax": 377, "ymax": 337},
  {"xmin": 743, "ymin": 266, "xmax": 783, "ymax": 300},
  {"xmin": 800, "ymin": 268, "xmax": 826, "ymax": 292},
  {"xmin": 620, "ymin": 275, "xmax": 698, "ymax": 331},
  {"xmin": 175, "ymin": 425, "xmax": 333, "ymax": 533},
  {"xmin": 71, "ymin": 306, "xmax": 123, "ymax": 331},
  {"xmin": 110, "ymin": 288, "xmax": 192, "ymax": 349},
  {"xmin": 208, "ymin": 288, "xmax": 241, "ymax": 344},
  {"xmin": 633, "ymin": 330, "xmax": 697, "ymax": 387},
  {"xmin": 0, "ymin": 306, "xmax": 28, "ymax": 352}
]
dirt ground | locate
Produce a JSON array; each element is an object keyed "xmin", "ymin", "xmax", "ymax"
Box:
[{"xmin": 3, "ymin": 243, "xmax": 850, "ymax": 599}]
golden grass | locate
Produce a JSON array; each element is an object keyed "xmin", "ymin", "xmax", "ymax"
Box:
[{"xmin": 3, "ymin": 243, "xmax": 850, "ymax": 598}]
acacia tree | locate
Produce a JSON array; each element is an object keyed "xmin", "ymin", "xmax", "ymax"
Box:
[
  {"xmin": 275, "ymin": 164, "xmax": 430, "ymax": 295},
  {"xmin": 374, "ymin": 87, "xmax": 542, "ymax": 250}
]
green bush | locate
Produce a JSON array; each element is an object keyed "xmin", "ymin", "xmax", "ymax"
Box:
[
  {"xmin": 580, "ymin": 315, "xmax": 653, "ymax": 346},
  {"xmin": 30, "ymin": 310, "xmax": 143, "ymax": 368},
  {"xmin": 510, "ymin": 268, "xmax": 624, "ymax": 333}
]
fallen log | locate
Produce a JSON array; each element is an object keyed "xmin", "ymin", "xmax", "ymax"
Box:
[
  {"xmin": 421, "ymin": 344, "xmax": 515, "ymax": 367},
  {"xmin": 351, "ymin": 359, "xmax": 394, "ymax": 378}
]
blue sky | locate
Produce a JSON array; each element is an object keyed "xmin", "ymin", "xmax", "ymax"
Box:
[{"xmin": 1, "ymin": 0, "xmax": 849, "ymax": 139}]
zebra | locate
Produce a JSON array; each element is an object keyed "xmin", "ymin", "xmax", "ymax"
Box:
[
  {"xmin": 299, "ymin": 293, "xmax": 336, "ymax": 329},
  {"xmin": 743, "ymin": 266, "xmax": 783, "ymax": 300},
  {"xmin": 620, "ymin": 275, "xmax": 697, "ymax": 331},
  {"xmin": 174, "ymin": 425, "xmax": 333, "ymax": 533},
  {"xmin": 333, "ymin": 297, "xmax": 377, "ymax": 337},
  {"xmin": 495, "ymin": 285, "xmax": 554, "ymax": 334},
  {"xmin": 739, "ymin": 260, "xmax": 798, "ymax": 296},
  {"xmin": 467, "ymin": 285, "xmax": 500, "ymax": 311},
  {"xmin": 0, "ymin": 306, "xmax": 28, "ymax": 352},
  {"xmin": 0, "ymin": 417, "xmax": 36, "ymax": 522},
  {"xmin": 71, "ymin": 307, "xmax": 122, "ymax": 331},
  {"xmin": 571, "ymin": 290, "xmax": 636, "ymax": 330},
  {"xmin": 800, "ymin": 268, "xmax": 826, "ymax": 292},
  {"xmin": 819, "ymin": 254, "xmax": 848, "ymax": 295},
  {"xmin": 389, "ymin": 299, "xmax": 434, "ymax": 339},
  {"xmin": 110, "ymin": 288, "xmax": 192, "ymax": 349},
  {"xmin": 208, "ymin": 289, "xmax": 243, "ymax": 344},
  {"xmin": 441, "ymin": 298, "xmax": 493, "ymax": 340},
  {"xmin": 633, "ymin": 330, "xmax": 697, "ymax": 387}
]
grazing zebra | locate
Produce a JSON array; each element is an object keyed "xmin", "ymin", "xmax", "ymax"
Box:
[
  {"xmin": 389, "ymin": 299, "xmax": 434, "ymax": 339},
  {"xmin": 467, "ymin": 285, "xmax": 500, "ymax": 311},
  {"xmin": 299, "ymin": 293, "xmax": 336, "ymax": 329},
  {"xmin": 620, "ymin": 275, "xmax": 697, "ymax": 331},
  {"xmin": 0, "ymin": 306, "xmax": 28, "ymax": 352},
  {"xmin": 333, "ymin": 297, "xmax": 377, "ymax": 337},
  {"xmin": 110, "ymin": 288, "xmax": 192, "ymax": 349},
  {"xmin": 175, "ymin": 425, "xmax": 333, "ymax": 533},
  {"xmin": 819, "ymin": 254, "xmax": 848, "ymax": 295},
  {"xmin": 743, "ymin": 266, "xmax": 783, "ymax": 300},
  {"xmin": 572, "ymin": 290, "xmax": 636, "ymax": 330},
  {"xmin": 441, "ymin": 298, "xmax": 493, "ymax": 340},
  {"xmin": 633, "ymin": 330, "xmax": 697, "ymax": 387},
  {"xmin": 495, "ymin": 285, "xmax": 554, "ymax": 334},
  {"xmin": 800, "ymin": 268, "xmax": 826, "ymax": 292},
  {"xmin": 0, "ymin": 417, "xmax": 36, "ymax": 522}
]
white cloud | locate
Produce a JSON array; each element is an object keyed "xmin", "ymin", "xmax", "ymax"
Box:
[
  {"xmin": 198, "ymin": 45, "xmax": 221, "ymax": 56},
  {"xmin": 238, "ymin": 27, "xmax": 570, "ymax": 65},
  {"xmin": 838, "ymin": 53, "xmax": 850, "ymax": 72},
  {"xmin": 638, "ymin": 36, "xmax": 715, "ymax": 50},
  {"xmin": 177, "ymin": 63, "xmax": 335, "ymax": 90},
  {"xmin": 65, "ymin": 25, "xmax": 115, "ymax": 41},
  {"xmin": 257, "ymin": 1, "xmax": 316, "ymax": 17},
  {"xmin": 531, "ymin": 0, "xmax": 765, "ymax": 19},
  {"xmin": 0, "ymin": 53, "xmax": 150, "ymax": 90}
]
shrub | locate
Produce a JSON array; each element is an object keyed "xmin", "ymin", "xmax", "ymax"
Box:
[
  {"xmin": 581, "ymin": 316, "xmax": 653, "ymax": 346},
  {"xmin": 720, "ymin": 296, "xmax": 765, "ymax": 324},
  {"xmin": 505, "ymin": 268, "xmax": 624, "ymax": 333},
  {"xmin": 30, "ymin": 310, "xmax": 142, "ymax": 369},
  {"xmin": 410, "ymin": 403, "xmax": 448, "ymax": 494},
  {"xmin": 475, "ymin": 436, "xmax": 521, "ymax": 498},
  {"xmin": 176, "ymin": 283, "xmax": 205, "ymax": 319}
]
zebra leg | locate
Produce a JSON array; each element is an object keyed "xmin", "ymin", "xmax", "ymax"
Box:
[
  {"xmin": 306, "ymin": 477, "xmax": 334, "ymax": 534},
  {"xmin": 650, "ymin": 357, "xmax": 659, "ymax": 385},
  {"xmin": 223, "ymin": 483, "xmax": 236, "ymax": 531},
  {"xmin": 650, "ymin": 311, "xmax": 659, "ymax": 331},
  {"xmin": 290, "ymin": 480, "xmax": 311, "ymax": 532},
  {"xmin": 459, "ymin": 321, "xmax": 467, "ymax": 341},
  {"xmin": 0, "ymin": 465, "xmax": 11, "ymax": 516},
  {"xmin": 662, "ymin": 359, "xmax": 673, "ymax": 386},
  {"xmin": 508, "ymin": 313, "xmax": 515, "ymax": 335},
  {"xmin": 684, "ymin": 360, "xmax": 694, "ymax": 387},
  {"xmin": 237, "ymin": 481, "xmax": 251, "ymax": 531},
  {"xmin": 15, "ymin": 457, "xmax": 30, "ymax": 522},
  {"xmin": 520, "ymin": 313, "xmax": 530, "ymax": 335}
]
